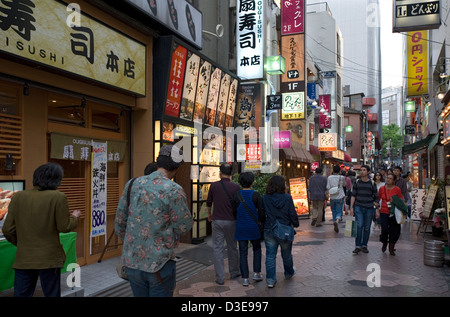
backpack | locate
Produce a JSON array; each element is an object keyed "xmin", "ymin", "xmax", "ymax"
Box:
[{"xmin": 353, "ymin": 179, "xmax": 377, "ymax": 201}]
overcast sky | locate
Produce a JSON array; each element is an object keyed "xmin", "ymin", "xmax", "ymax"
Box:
[{"xmin": 380, "ymin": 0, "xmax": 404, "ymax": 89}]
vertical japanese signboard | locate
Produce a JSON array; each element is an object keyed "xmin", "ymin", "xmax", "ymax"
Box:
[
  {"xmin": 236, "ymin": 0, "xmax": 265, "ymax": 80},
  {"xmin": 281, "ymin": 34, "xmax": 305, "ymax": 89},
  {"xmin": 180, "ymin": 52, "xmax": 200, "ymax": 120},
  {"xmin": 225, "ymin": 79, "xmax": 239, "ymax": 129},
  {"xmin": 193, "ymin": 60, "xmax": 212, "ymax": 123},
  {"xmin": 205, "ymin": 67, "xmax": 222, "ymax": 126},
  {"xmin": 319, "ymin": 95, "xmax": 331, "ymax": 129},
  {"xmin": 281, "ymin": 0, "xmax": 304, "ymax": 35},
  {"xmin": 91, "ymin": 141, "xmax": 107, "ymax": 250},
  {"xmin": 215, "ymin": 74, "xmax": 232, "ymax": 129},
  {"xmin": 406, "ymin": 30, "xmax": 428, "ymax": 96},
  {"xmin": 165, "ymin": 45, "xmax": 187, "ymax": 117},
  {"xmin": 280, "ymin": 0, "xmax": 305, "ymax": 115},
  {"xmin": 0, "ymin": 0, "xmax": 146, "ymax": 95}
]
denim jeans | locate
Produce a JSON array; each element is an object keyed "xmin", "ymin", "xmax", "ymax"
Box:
[
  {"xmin": 330, "ymin": 198, "xmax": 344, "ymax": 222},
  {"xmin": 353, "ymin": 205, "xmax": 376, "ymax": 248},
  {"xmin": 126, "ymin": 260, "xmax": 176, "ymax": 297},
  {"xmin": 264, "ymin": 229, "xmax": 295, "ymax": 286},
  {"xmin": 238, "ymin": 239, "xmax": 262, "ymax": 278},
  {"xmin": 14, "ymin": 268, "xmax": 61, "ymax": 297}
]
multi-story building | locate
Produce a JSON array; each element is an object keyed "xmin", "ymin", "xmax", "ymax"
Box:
[{"xmin": 308, "ymin": 0, "xmax": 383, "ymax": 159}]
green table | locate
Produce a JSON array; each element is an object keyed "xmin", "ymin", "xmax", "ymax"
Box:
[{"xmin": 0, "ymin": 232, "xmax": 77, "ymax": 292}]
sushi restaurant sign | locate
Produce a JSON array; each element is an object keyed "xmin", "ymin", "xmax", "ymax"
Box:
[{"xmin": 0, "ymin": 0, "xmax": 146, "ymax": 95}]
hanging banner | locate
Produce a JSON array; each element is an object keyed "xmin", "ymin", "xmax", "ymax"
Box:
[
  {"xmin": 165, "ymin": 45, "xmax": 187, "ymax": 117},
  {"xmin": 90, "ymin": 141, "xmax": 107, "ymax": 244},
  {"xmin": 406, "ymin": 30, "xmax": 428, "ymax": 96},
  {"xmin": 50, "ymin": 132, "xmax": 127, "ymax": 162},
  {"xmin": 179, "ymin": 52, "xmax": 200, "ymax": 120}
]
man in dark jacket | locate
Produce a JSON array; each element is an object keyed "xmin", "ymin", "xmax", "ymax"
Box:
[
  {"xmin": 393, "ymin": 166, "xmax": 408, "ymax": 204},
  {"xmin": 207, "ymin": 163, "xmax": 240, "ymax": 285},
  {"xmin": 308, "ymin": 167, "xmax": 328, "ymax": 227}
]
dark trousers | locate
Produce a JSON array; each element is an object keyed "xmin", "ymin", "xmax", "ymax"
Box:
[
  {"xmin": 379, "ymin": 213, "xmax": 401, "ymax": 244},
  {"xmin": 14, "ymin": 268, "xmax": 61, "ymax": 297}
]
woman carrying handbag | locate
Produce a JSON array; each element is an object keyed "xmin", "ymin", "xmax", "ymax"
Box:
[
  {"xmin": 376, "ymin": 174, "xmax": 403, "ymax": 255},
  {"xmin": 262, "ymin": 175, "xmax": 299, "ymax": 288}
]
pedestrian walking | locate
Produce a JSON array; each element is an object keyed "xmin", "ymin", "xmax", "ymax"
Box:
[
  {"xmin": 393, "ymin": 166, "xmax": 408, "ymax": 204},
  {"xmin": 327, "ymin": 165, "xmax": 346, "ymax": 232},
  {"xmin": 372, "ymin": 172, "xmax": 385, "ymax": 230},
  {"xmin": 404, "ymin": 172, "xmax": 413, "ymax": 220},
  {"xmin": 232, "ymin": 172, "xmax": 265, "ymax": 286},
  {"xmin": 350, "ymin": 165, "xmax": 379, "ymax": 254},
  {"xmin": 343, "ymin": 170, "xmax": 352, "ymax": 215},
  {"xmin": 206, "ymin": 163, "xmax": 241, "ymax": 285},
  {"xmin": 308, "ymin": 167, "xmax": 328, "ymax": 227},
  {"xmin": 115, "ymin": 145, "xmax": 193, "ymax": 297},
  {"xmin": 263, "ymin": 175, "xmax": 299, "ymax": 288},
  {"xmin": 2, "ymin": 163, "xmax": 81, "ymax": 297},
  {"xmin": 377, "ymin": 174, "xmax": 404, "ymax": 255}
]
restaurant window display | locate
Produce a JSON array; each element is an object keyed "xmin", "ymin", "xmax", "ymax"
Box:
[{"xmin": 153, "ymin": 37, "xmax": 239, "ymax": 242}]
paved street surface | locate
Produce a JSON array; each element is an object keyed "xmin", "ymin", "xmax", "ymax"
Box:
[
  {"xmin": 1, "ymin": 208, "xmax": 449, "ymax": 299},
  {"xmin": 174, "ymin": 211, "xmax": 450, "ymax": 298}
]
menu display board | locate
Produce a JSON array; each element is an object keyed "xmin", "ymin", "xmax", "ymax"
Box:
[{"xmin": 289, "ymin": 178, "xmax": 309, "ymax": 216}]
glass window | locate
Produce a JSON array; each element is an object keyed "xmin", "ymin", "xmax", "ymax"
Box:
[
  {"xmin": 48, "ymin": 93, "xmax": 86, "ymax": 127},
  {"xmin": 92, "ymin": 107, "xmax": 121, "ymax": 132}
]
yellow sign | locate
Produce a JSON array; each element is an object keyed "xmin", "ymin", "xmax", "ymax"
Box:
[
  {"xmin": 0, "ymin": 0, "xmax": 146, "ymax": 95},
  {"xmin": 406, "ymin": 30, "xmax": 428, "ymax": 96}
]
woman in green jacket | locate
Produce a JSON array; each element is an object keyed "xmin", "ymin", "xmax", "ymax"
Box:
[{"xmin": 2, "ymin": 163, "xmax": 80, "ymax": 297}]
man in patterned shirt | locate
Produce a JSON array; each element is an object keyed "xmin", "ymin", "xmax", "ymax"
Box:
[{"xmin": 115, "ymin": 145, "xmax": 193, "ymax": 297}]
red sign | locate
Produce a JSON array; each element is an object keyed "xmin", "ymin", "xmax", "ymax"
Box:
[
  {"xmin": 165, "ymin": 45, "xmax": 187, "ymax": 117},
  {"xmin": 281, "ymin": 0, "xmax": 304, "ymax": 35},
  {"xmin": 246, "ymin": 144, "xmax": 262, "ymax": 161},
  {"xmin": 319, "ymin": 95, "xmax": 331, "ymax": 129}
]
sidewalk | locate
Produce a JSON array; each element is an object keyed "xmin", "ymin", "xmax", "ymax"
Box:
[
  {"xmin": 1, "ymin": 207, "xmax": 449, "ymax": 297},
  {"xmin": 173, "ymin": 210, "xmax": 450, "ymax": 297}
]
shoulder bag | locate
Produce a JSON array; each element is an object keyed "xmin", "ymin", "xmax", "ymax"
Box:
[
  {"xmin": 329, "ymin": 176, "xmax": 342, "ymax": 195},
  {"xmin": 116, "ymin": 177, "xmax": 137, "ymax": 280},
  {"xmin": 237, "ymin": 191, "xmax": 264, "ymax": 241}
]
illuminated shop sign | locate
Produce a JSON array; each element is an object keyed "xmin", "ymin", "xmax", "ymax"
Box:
[
  {"xmin": 281, "ymin": 0, "xmax": 304, "ymax": 35},
  {"xmin": 0, "ymin": 0, "xmax": 146, "ymax": 95},
  {"xmin": 393, "ymin": 0, "xmax": 440, "ymax": 32},
  {"xmin": 236, "ymin": 0, "xmax": 265, "ymax": 80}
]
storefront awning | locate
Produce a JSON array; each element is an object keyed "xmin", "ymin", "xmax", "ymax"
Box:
[
  {"xmin": 282, "ymin": 146, "xmax": 313, "ymax": 163},
  {"xmin": 427, "ymin": 133, "xmax": 440, "ymax": 151},
  {"xmin": 403, "ymin": 134, "xmax": 434, "ymax": 155}
]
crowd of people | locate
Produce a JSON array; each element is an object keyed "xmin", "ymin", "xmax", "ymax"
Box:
[
  {"xmin": 2, "ymin": 142, "xmax": 412, "ymax": 297},
  {"xmin": 309, "ymin": 164, "xmax": 412, "ymax": 255}
]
